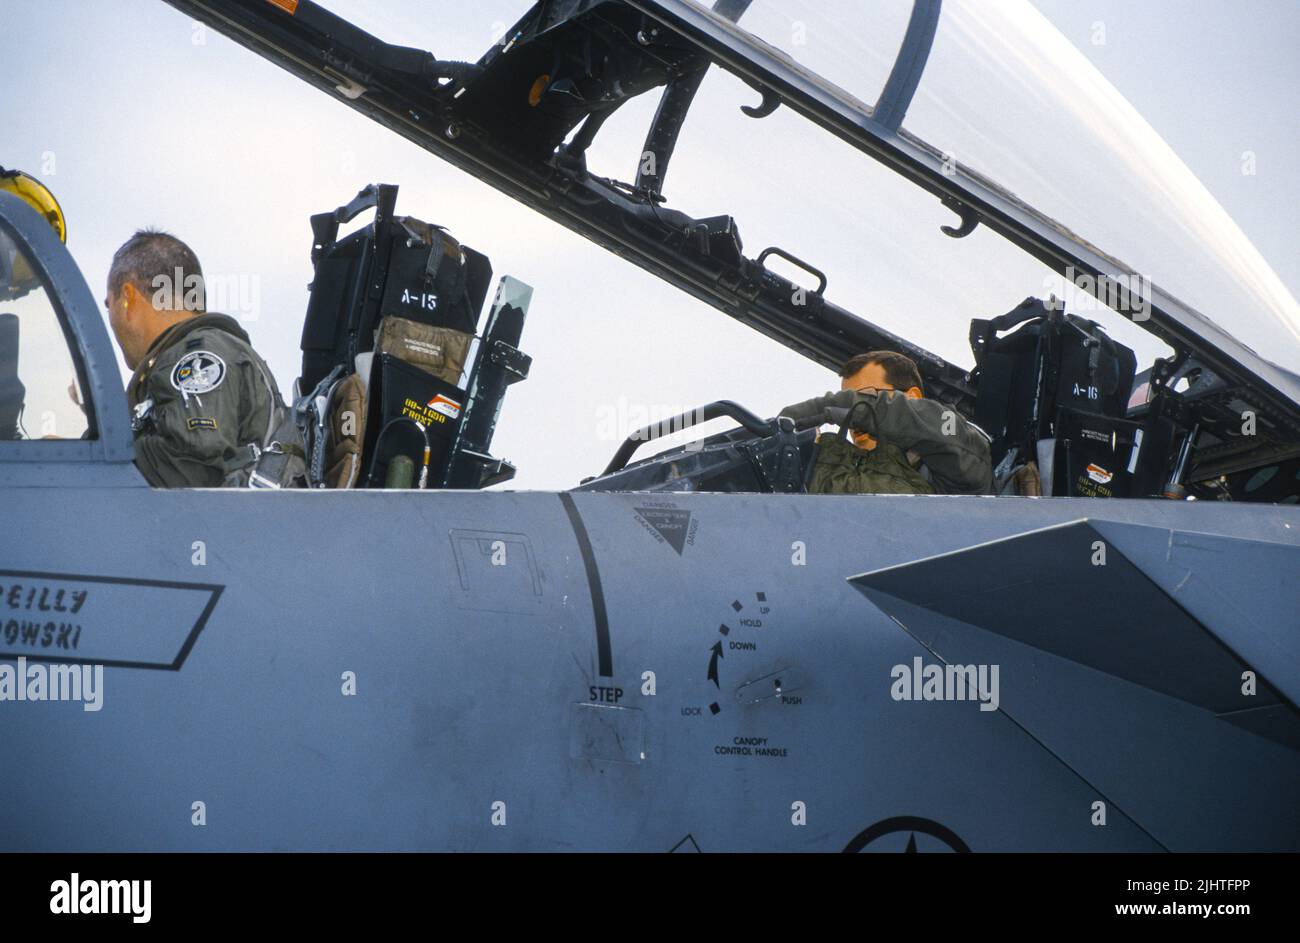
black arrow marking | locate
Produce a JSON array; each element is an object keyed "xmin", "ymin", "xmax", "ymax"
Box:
[{"xmin": 708, "ymin": 640, "xmax": 723, "ymax": 688}]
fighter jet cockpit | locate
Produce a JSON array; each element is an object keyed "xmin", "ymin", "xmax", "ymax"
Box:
[
  {"xmin": 3, "ymin": 2, "xmax": 1297, "ymax": 505},
  {"xmin": 270, "ymin": 0, "xmax": 1300, "ymax": 505}
]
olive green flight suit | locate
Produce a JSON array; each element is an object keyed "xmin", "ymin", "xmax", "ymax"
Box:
[
  {"xmin": 780, "ymin": 388, "xmax": 994, "ymax": 495},
  {"xmin": 126, "ymin": 313, "xmax": 297, "ymax": 487},
  {"xmin": 807, "ymin": 433, "xmax": 936, "ymax": 495}
]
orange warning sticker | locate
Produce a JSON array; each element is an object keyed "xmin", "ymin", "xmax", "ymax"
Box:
[
  {"xmin": 1085, "ymin": 463, "xmax": 1113, "ymax": 484},
  {"xmin": 428, "ymin": 394, "xmax": 462, "ymax": 420}
]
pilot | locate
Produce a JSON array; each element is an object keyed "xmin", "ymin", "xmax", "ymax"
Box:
[
  {"xmin": 105, "ymin": 228, "xmax": 303, "ymax": 487},
  {"xmin": 780, "ymin": 350, "xmax": 994, "ymax": 495}
]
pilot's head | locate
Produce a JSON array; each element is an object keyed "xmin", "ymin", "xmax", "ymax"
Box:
[
  {"xmin": 839, "ymin": 350, "xmax": 924, "ymax": 450},
  {"xmin": 105, "ymin": 228, "xmax": 205, "ymax": 370}
]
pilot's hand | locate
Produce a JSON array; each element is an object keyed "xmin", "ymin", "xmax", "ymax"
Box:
[{"xmin": 777, "ymin": 389, "xmax": 861, "ymax": 429}]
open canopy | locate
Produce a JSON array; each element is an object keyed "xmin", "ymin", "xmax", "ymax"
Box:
[
  {"xmin": 307, "ymin": 0, "xmax": 1300, "ymax": 380},
  {"xmin": 702, "ymin": 0, "xmax": 1300, "ymax": 369}
]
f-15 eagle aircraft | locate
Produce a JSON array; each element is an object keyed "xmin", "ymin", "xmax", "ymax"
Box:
[{"xmin": 1, "ymin": 0, "xmax": 1297, "ymax": 852}]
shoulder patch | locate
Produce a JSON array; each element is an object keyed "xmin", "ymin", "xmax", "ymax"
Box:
[
  {"xmin": 186, "ymin": 417, "xmax": 219, "ymax": 431},
  {"xmin": 171, "ymin": 350, "xmax": 227, "ymax": 394}
]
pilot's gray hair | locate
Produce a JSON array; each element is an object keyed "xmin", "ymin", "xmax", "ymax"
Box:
[{"xmin": 108, "ymin": 228, "xmax": 205, "ymax": 312}]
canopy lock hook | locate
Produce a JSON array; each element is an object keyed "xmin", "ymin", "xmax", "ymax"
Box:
[
  {"xmin": 740, "ymin": 83, "xmax": 781, "ymax": 119},
  {"xmin": 940, "ymin": 196, "xmax": 980, "ymax": 238}
]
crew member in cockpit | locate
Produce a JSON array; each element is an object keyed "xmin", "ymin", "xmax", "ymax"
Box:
[
  {"xmin": 105, "ymin": 229, "xmax": 303, "ymax": 487},
  {"xmin": 779, "ymin": 350, "xmax": 994, "ymax": 495}
]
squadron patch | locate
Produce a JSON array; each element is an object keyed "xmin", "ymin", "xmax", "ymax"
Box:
[{"xmin": 171, "ymin": 350, "xmax": 226, "ymax": 394}]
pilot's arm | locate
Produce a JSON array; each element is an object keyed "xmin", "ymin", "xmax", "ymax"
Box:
[
  {"xmin": 780, "ymin": 388, "xmax": 995, "ymax": 494},
  {"xmin": 133, "ymin": 337, "xmax": 269, "ymax": 488}
]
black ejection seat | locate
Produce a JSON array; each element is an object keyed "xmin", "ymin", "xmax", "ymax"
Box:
[{"xmin": 969, "ymin": 297, "xmax": 1140, "ymax": 497}]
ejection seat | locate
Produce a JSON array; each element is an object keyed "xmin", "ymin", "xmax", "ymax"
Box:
[
  {"xmin": 292, "ymin": 183, "xmax": 531, "ymax": 491},
  {"xmin": 969, "ymin": 297, "xmax": 1148, "ymax": 498}
]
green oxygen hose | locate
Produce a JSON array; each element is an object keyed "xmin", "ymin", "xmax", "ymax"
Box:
[{"xmin": 384, "ymin": 453, "xmax": 416, "ymax": 489}]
